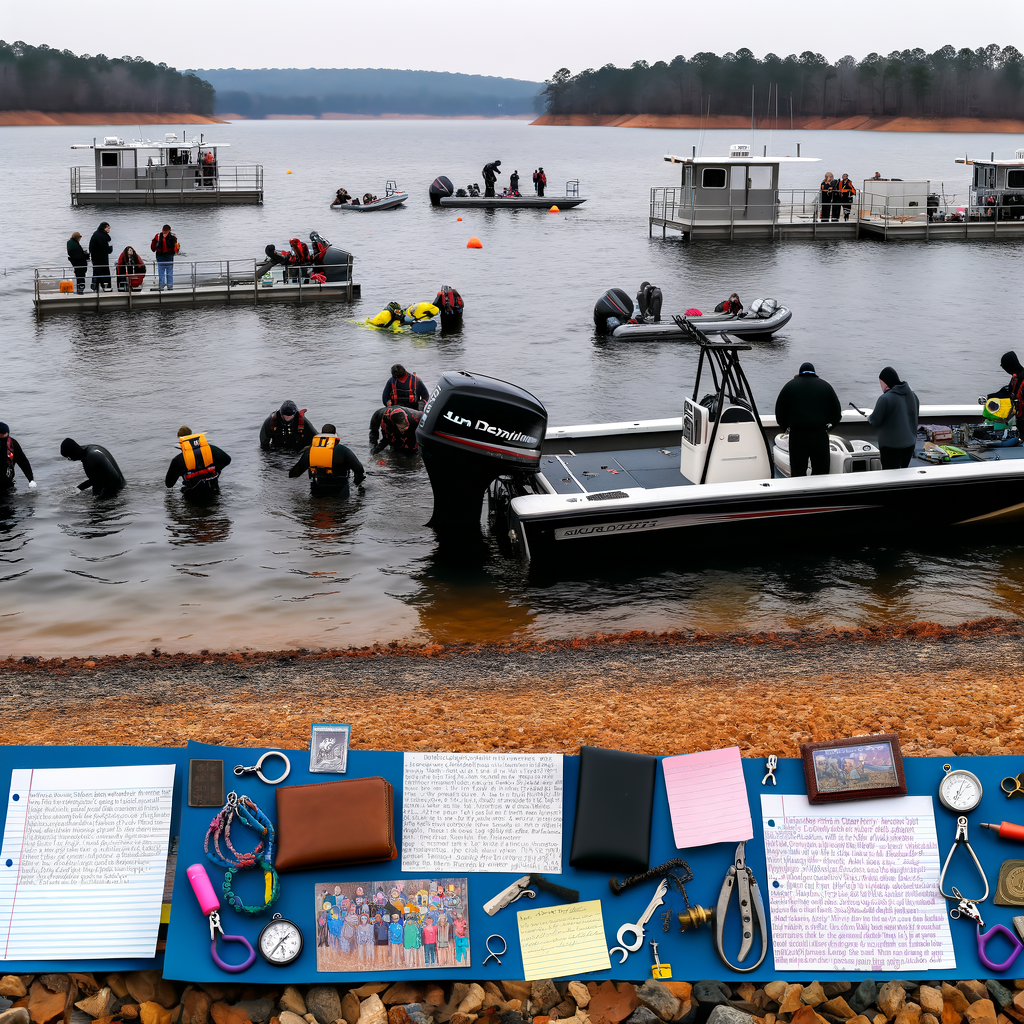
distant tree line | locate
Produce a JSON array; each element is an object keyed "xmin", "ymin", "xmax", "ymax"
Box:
[
  {"xmin": 542, "ymin": 45, "xmax": 1024, "ymax": 119},
  {"xmin": 215, "ymin": 89, "xmax": 537, "ymax": 118},
  {"xmin": 0, "ymin": 40, "xmax": 214, "ymax": 114}
]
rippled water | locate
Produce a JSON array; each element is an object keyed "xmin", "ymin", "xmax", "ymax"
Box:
[{"xmin": 3, "ymin": 120, "xmax": 1024, "ymax": 656}]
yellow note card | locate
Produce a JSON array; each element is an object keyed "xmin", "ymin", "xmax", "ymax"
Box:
[{"xmin": 517, "ymin": 899, "xmax": 612, "ymax": 980}]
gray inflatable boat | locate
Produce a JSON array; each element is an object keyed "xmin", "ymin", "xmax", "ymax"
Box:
[{"xmin": 611, "ymin": 303, "xmax": 792, "ymax": 338}]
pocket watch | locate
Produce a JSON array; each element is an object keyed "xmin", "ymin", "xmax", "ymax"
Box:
[
  {"xmin": 939, "ymin": 763, "xmax": 984, "ymax": 813},
  {"xmin": 257, "ymin": 913, "xmax": 303, "ymax": 966}
]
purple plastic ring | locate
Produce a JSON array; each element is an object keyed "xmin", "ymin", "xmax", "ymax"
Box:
[
  {"xmin": 210, "ymin": 933, "xmax": 256, "ymax": 973},
  {"xmin": 977, "ymin": 923, "xmax": 1024, "ymax": 973}
]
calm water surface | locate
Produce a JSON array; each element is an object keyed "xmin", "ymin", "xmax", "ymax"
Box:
[{"xmin": 2, "ymin": 121, "xmax": 1024, "ymax": 655}]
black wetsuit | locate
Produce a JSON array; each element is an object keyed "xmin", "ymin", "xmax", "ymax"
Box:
[
  {"xmin": 289, "ymin": 441, "xmax": 365, "ymax": 495},
  {"xmin": 482, "ymin": 161, "xmax": 501, "ymax": 198},
  {"xmin": 382, "ymin": 374, "xmax": 430, "ymax": 409},
  {"xmin": 89, "ymin": 228, "xmax": 112, "ymax": 290},
  {"xmin": 73, "ymin": 444, "xmax": 125, "ymax": 498},
  {"xmin": 775, "ymin": 374, "xmax": 843, "ymax": 477},
  {"xmin": 369, "ymin": 408, "xmax": 423, "ymax": 454},
  {"xmin": 260, "ymin": 411, "xmax": 316, "ymax": 451},
  {"xmin": 165, "ymin": 446, "xmax": 232, "ymax": 497},
  {"xmin": 509, "ymin": 172, "xmax": 520, "ymax": 194},
  {"xmin": 1, "ymin": 437, "xmax": 33, "ymax": 492}
]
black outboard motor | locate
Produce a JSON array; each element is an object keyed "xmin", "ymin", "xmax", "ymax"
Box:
[
  {"xmin": 417, "ymin": 371, "xmax": 547, "ymax": 533},
  {"xmin": 308, "ymin": 231, "xmax": 354, "ymax": 283},
  {"xmin": 429, "ymin": 175, "xmax": 454, "ymax": 206},
  {"xmin": 593, "ymin": 287, "xmax": 634, "ymax": 335}
]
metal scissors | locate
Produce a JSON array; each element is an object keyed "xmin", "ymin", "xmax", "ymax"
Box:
[
  {"xmin": 714, "ymin": 841, "xmax": 768, "ymax": 973},
  {"xmin": 1001, "ymin": 773, "xmax": 1024, "ymax": 798}
]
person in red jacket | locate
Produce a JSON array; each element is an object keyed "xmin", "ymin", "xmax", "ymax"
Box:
[
  {"xmin": 115, "ymin": 247, "xmax": 146, "ymax": 291},
  {"xmin": 150, "ymin": 224, "xmax": 177, "ymax": 291},
  {"xmin": 533, "ymin": 166, "xmax": 547, "ymax": 197}
]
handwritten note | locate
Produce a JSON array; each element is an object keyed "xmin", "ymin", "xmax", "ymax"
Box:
[
  {"xmin": 402, "ymin": 753, "xmax": 563, "ymax": 873},
  {"xmin": 0, "ymin": 764, "xmax": 176, "ymax": 960},
  {"xmin": 762, "ymin": 794, "xmax": 955, "ymax": 972},
  {"xmin": 662, "ymin": 747, "xmax": 753, "ymax": 849},
  {"xmin": 518, "ymin": 899, "xmax": 611, "ymax": 980}
]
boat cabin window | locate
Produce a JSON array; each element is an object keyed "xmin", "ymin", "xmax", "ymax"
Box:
[
  {"xmin": 974, "ymin": 165, "xmax": 996, "ymax": 189},
  {"xmin": 100, "ymin": 152, "xmax": 118, "ymax": 167},
  {"xmin": 702, "ymin": 168, "xmax": 727, "ymax": 188},
  {"xmin": 747, "ymin": 166, "xmax": 772, "ymax": 189},
  {"xmin": 730, "ymin": 167, "xmax": 748, "ymax": 190},
  {"xmin": 1008, "ymin": 169, "xmax": 1024, "ymax": 189},
  {"xmin": 720, "ymin": 407, "xmax": 755, "ymax": 423}
]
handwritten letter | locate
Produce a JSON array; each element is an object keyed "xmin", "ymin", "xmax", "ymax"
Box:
[
  {"xmin": 402, "ymin": 753, "xmax": 563, "ymax": 873},
  {"xmin": 662, "ymin": 747, "xmax": 753, "ymax": 849},
  {"xmin": 518, "ymin": 899, "xmax": 611, "ymax": 980},
  {"xmin": 0, "ymin": 765, "xmax": 176, "ymax": 960},
  {"xmin": 761, "ymin": 794, "xmax": 955, "ymax": 972}
]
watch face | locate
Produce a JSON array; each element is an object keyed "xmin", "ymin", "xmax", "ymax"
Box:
[
  {"xmin": 940, "ymin": 771, "xmax": 982, "ymax": 811},
  {"xmin": 259, "ymin": 917, "xmax": 303, "ymax": 965}
]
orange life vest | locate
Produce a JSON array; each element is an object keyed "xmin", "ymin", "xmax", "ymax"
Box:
[
  {"xmin": 178, "ymin": 433, "xmax": 216, "ymax": 481},
  {"xmin": 308, "ymin": 434, "xmax": 338, "ymax": 475}
]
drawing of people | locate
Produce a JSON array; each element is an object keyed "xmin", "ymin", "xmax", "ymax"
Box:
[
  {"xmin": 403, "ymin": 911, "xmax": 421, "ymax": 967},
  {"xmin": 422, "ymin": 914, "xmax": 437, "ymax": 965},
  {"xmin": 328, "ymin": 904, "xmax": 343, "ymax": 952},
  {"xmin": 341, "ymin": 908, "xmax": 359, "ymax": 953},
  {"xmin": 317, "ymin": 900, "xmax": 331, "ymax": 948},
  {"xmin": 436, "ymin": 911, "xmax": 451, "ymax": 966},
  {"xmin": 375, "ymin": 887, "xmax": 387, "ymax": 908},
  {"xmin": 389, "ymin": 913, "xmax": 403, "ymax": 966},
  {"xmin": 453, "ymin": 911, "xmax": 469, "ymax": 963},
  {"xmin": 357, "ymin": 913, "xmax": 374, "ymax": 960},
  {"xmin": 374, "ymin": 912, "xmax": 390, "ymax": 966}
]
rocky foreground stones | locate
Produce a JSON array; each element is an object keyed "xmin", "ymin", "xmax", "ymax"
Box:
[{"xmin": 1, "ymin": 973, "xmax": 1023, "ymax": 1024}]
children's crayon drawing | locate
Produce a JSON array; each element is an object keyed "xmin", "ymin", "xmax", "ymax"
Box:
[{"xmin": 315, "ymin": 878, "xmax": 470, "ymax": 972}]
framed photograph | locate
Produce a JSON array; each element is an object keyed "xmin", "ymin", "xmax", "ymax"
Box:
[
  {"xmin": 310, "ymin": 723, "xmax": 351, "ymax": 774},
  {"xmin": 801, "ymin": 733, "xmax": 906, "ymax": 804},
  {"xmin": 314, "ymin": 877, "xmax": 470, "ymax": 973}
]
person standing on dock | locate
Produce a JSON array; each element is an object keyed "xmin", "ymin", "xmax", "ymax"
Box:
[
  {"xmin": 260, "ymin": 400, "xmax": 316, "ymax": 451},
  {"xmin": 66, "ymin": 232, "xmax": 88, "ymax": 294},
  {"xmin": 867, "ymin": 366, "xmax": 919, "ymax": 470},
  {"xmin": 482, "ymin": 160, "xmax": 502, "ymax": 197},
  {"xmin": 819, "ymin": 172, "xmax": 837, "ymax": 222},
  {"xmin": 837, "ymin": 174, "xmax": 857, "ymax": 222},
  {"xmin": 533, "ymin": 167, "xmax": 547, "ymax": 197},
  {"xmin": 0, "ymin": 423, "xmax": 35, "ymax": 493},
  {"xmin": 150, "ymin": 224, "xmax": 178, "ymax": 291},
  {"xmin": 288, "ymin": 424, "xmax": 365, "ymax": 497},
  {"xmin": 165, "ymin": 426, "xmax": 231, "ymax": 500},
  {"xmin": 775, "ymin": 362, "xmax": 843, "ymax": 477},
  {"xmin": 88, "ymin": 222, "xmax": 112, "ymax": 292},
  {"xmin": 509, "ymin": 170, "xmax": 520, "ymax": 195},
  {"xmin": 59, "ymin": 438, "xmax": 125, "ymax": 499}
]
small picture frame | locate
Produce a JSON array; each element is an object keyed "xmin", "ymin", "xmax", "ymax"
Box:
[
  {"xmin": 801, "ymin": 733, "xmax": 907, "ymax": 804},
  {"xmin": 310, "ymin": 723, "xmax": 351, "ymax": 774}
]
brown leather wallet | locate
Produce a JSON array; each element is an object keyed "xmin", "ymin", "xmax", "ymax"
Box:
[{"xmin": 275, "ymin": 776, "xmax": 397, "ymax": 872}]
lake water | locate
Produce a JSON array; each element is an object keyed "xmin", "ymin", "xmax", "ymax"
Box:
[{"xmin": 2, "ymin": 120, "xmax": 1024, "ymax": 657}]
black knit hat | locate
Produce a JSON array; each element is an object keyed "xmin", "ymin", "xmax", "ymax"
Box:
[
  {"xmin": 879, "ymin": 366, "xmax": 901, "ymax": 389},
  {"xmin": 280, "ymin": 400, "xmax": 299, "ymax": 416},
  {"xmin": 799, "ymin": 362, "xmax": 816, "ymax": 375},
  {"xmin": 1001, "ymin": 351, "xmax": 1024, "ymax": 375}
]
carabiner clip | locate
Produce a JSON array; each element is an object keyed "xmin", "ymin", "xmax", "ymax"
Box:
[
  {"xmin": 939, "ymin": 817, "xmax": 990, "ymax": 903},
  {"xmin": 949, "ymin": 889, "xmax": 1023, "ymax": 973},
  {"xmin": 209, "ymin": 910, "xmax": 256, "ymax": 974}
]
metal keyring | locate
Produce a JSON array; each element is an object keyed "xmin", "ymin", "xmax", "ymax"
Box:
[
  {"xmin": 234, "ymin": 750, "xmax": 291, "ymax": 786},
  {"xmin": 483, "ymin": 934, "xmax": 507, "ymax": 966}
]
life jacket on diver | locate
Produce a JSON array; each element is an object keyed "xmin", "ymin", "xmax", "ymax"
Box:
[
  {"xmin": 3, "ymin": 437, "xmax": 13, "ymax": 482},
  {"xmin": 368, "ymin": 302, "xmax": 404, "ymax": 328},
  {"xmin": 178, "ymin": 433, "xmax": 217, "ymax": 482},
  {"xmin": 405, "ymin": 302, "xmax": 439, "ymax": 322},
  {"xmin": 308, "ymin": 434, "xmax": 339, "ymax": 477},
  {"xmin": 289, "ymin": 239, "xmax": 310, "ymax": 263},
  {"xmin": 271, "ymin": 408, "xmax": 306, "ymax": 436},
  {"xmin": 434, "ymin": 285, "xmax": 464, "ymax": 316},
  {"xmin": 390, "ymin": 374, "xmax": 422, "ymax": 408}
]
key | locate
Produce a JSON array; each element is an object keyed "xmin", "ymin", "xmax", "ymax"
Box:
[{"xmin": 616, "ymin": 878, "xmax": 669, "ymax": 952}]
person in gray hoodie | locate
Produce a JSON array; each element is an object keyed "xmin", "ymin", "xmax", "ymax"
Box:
[{"xmin": 868, "ymin": 365, "xmax": 920, "ymax": 469}]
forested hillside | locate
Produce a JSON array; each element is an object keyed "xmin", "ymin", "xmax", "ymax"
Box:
[
  {"xmin": 542, "ymin": 46, "xmax": 1024, "ymax": 119},
  {"xmin": 0, "ymin": 40, "xmax": 214, "ymax": 114}
]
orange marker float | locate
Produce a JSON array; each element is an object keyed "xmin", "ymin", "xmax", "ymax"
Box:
[
  {"xmin": 466, "ymin": 237, "xmax": 483, "ymax": 248},
  {"xmin": 549, "ymin": 205, "xmax": 560, "ymax": 213}
]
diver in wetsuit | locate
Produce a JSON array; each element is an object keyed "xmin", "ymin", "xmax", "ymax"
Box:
[
  {"xmin": 165, "ymin": 425, "xmax": 232, "ymax": 500},
  {"xmin": 260, "ymin": 400, "xmax": 316, "ymax": 451},
  {"xmin": 636, "ymin": 282, "xmax": 663, "ymax": 322},
  {"xmin": 288, "ymin": 424, "xmax": 366, "ymax": 496},
  {"xmin": 0, "ymin": 422, "xmax": 35, "ymax": 493},
  {"xmin": 482, "ymin": 160, "xmax": 502, "ymax": 198},
  {"xmin": 369, "ymin": 406, "xmax": 423, "ymax": 454},
  {"xmin": 60, "ymin": 438, "xmax": 125, "ymax": 498},
  {"xmin": 383, "ymin": 364, "xmax": 430, "ymax": 410}
]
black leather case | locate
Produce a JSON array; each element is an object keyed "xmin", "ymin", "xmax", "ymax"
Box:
[{"xmin": 569, "ymin": 745, "xmax": 657, "ymax": 872}]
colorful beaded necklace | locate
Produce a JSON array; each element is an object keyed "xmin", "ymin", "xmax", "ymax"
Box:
[{"xmin": 204, "ymin": 791, "xmax": 281, "ymax": 915}]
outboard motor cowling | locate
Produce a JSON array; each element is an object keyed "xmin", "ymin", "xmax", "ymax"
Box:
[
  {"xmin": 593, "ymin": 287, "xmax": 634, "ymax": 334},
  {"xmin": 316, "ymin": 245, "xmax": 353, "ymax": 283},
  {"xmin": 417, "ymin": 371, "xmax": 547, "ymax": 532},
  {"xmin": 429, "ymin": 175, "xmax": 455, "ymax": 206}
]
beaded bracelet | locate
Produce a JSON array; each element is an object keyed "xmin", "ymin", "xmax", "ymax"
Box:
[{"xmin": 204, "ymin": 792, "xmax": 281, "ymax": 915}]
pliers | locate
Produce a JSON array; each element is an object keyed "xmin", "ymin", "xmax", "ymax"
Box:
[{"xmin": 714, "ymin": 841, "xmax": 768, "ymax": 973}]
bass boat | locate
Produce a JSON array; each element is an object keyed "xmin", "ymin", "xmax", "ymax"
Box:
[{"xmin": 414, "ymin": 320, "xmax": 1024, "ymax": 564}]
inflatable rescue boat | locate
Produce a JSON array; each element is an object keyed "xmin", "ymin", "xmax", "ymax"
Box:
[{"xmin": 332, "ymin": 181, "xmax": 408, "ymax": 211}]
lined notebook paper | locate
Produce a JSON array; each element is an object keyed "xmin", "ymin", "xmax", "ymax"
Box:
[
  {"xmin": 662, "ymin": 746, "xmax": 753, "ymax": 849},
  {"xmin": 0, "ymin": 764, "xmax": 176, "ymax": 960},
  {"xmin": 517, "ymin": 899, "xmax": 611, "ymax": 980}
]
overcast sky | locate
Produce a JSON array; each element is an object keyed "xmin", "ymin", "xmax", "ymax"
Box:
[{"xmin": 6, "ymin": 0, "xmax": 1023, "ymax": 83}]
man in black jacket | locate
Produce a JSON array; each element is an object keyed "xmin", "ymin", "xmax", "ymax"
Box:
[
  {"xmin": 482, "ymin": 159, "xmax": 501, "ymax": 197},
  {"xmin": 260, "ymin": 400, "xmax": 316, "ymax": 451},
  {"xmin": 288, "ymin": 424, "xmax": 365, "ymax": 496},
  {"xmin": 382, "ymin": 365, "xmax": 430, "ymax": 409},
  {"xmin": 88, "ymin": 222, "xmax": 112, "ymax": 292},
  {"xmin": 60, "ymin": 438, "xmax": 125, "ymax": 499},
  {"xmin": 165, "ymin": 426, "xmax": 231, "ymax": 500},
  {"xmin": 775, "ymin": 362, "xmax": 843, "ymax": 477},
  {"xmin": 67, "ymin": 232, "xmax": 89, "ymax": 293},
  {"xmin": 0, "ymin": 422, "xmax": 35, "ymax": 493}
]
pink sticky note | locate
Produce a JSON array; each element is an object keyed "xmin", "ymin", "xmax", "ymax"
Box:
[{"xmin": 662, "ymin": 746, "xmax": 753, "ymax": 849}]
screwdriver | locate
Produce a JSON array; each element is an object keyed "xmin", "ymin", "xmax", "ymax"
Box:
[{"xmin": 981, "ymin": 821, "xmax": 1024, "ymax": 841}]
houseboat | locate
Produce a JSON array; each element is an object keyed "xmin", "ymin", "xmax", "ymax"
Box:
[{"xmin": 70, "ymin": 133, "xmax": 263, "ymax": 205}]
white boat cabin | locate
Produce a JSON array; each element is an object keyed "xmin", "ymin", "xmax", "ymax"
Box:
[{"xmin": 960, "ymin": 149, "xmax": 1024, "ymax": 221}]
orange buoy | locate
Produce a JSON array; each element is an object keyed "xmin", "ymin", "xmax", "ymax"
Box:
[
  {"xmin": 467, "ymin": 236, "xmax": 483, "ymax": 248},
  {"xmin": 457, "ymin": 217, "xmax": 462, "ymax": 221},
  {"xmin": 286, "ymin": 170, "xmax": 292, "ymax": 174},
  {"xmin": 548, "ymin": 205, "xmax": 560, "ymax": 213}
]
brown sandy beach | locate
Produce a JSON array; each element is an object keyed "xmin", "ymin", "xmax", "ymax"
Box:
[{"xmin": 2, "ymin": 618, "xmax": 1021, "ymax": 756}]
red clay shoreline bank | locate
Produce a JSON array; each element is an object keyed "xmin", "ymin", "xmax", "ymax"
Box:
[
  {"xmin": 531, "ymin": 113, "xmax": 1024, "ymax": 133},
  {"xmin": 0, "ymin": 110, "xmax": 227, "ymax": 126}
]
